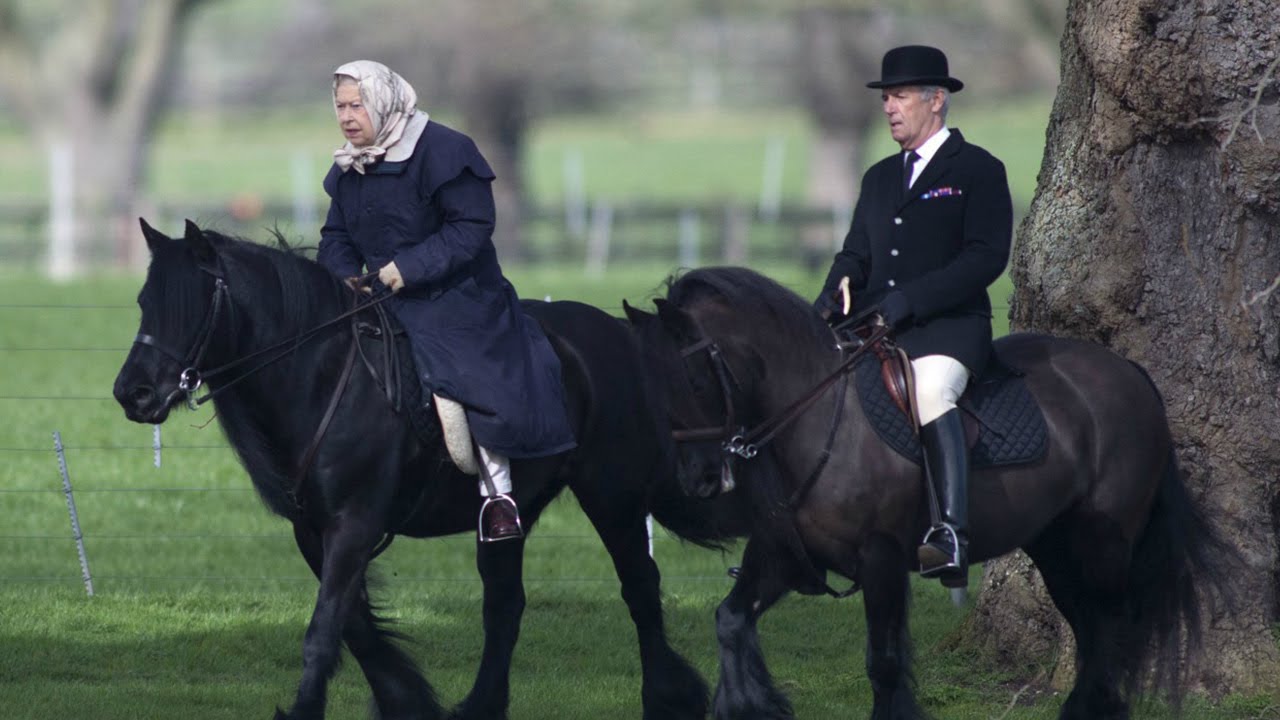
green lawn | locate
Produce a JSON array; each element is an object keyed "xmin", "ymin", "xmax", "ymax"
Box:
[{"xmin": 0, "ymin": 267, "xmax": 1264, "ymax": 719}]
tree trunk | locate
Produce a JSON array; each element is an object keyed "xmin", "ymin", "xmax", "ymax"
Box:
[
  {"xmin": 0, "ymin": 0, "xmax": 209, "ymax": 275},
  {"xmin": 966, "ymin": 0, "xmax": 1280, "ymax": 696}
]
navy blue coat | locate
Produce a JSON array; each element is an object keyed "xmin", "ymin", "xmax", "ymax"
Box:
[
  {"xmin": 817, "ymin": 130, "xmax": 1012, "ymax": 374},
  {"xmin": 319, "ymin": 120, "xmax": 576, "ymax": 459}
]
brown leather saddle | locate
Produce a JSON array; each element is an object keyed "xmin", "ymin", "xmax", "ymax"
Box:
[{"xmin": 842, "ymin": 330, "xmax": 1047, "ymax": 468}]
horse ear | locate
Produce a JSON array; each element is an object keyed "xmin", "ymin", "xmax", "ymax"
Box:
[
  {"xmin": 139, "ymin": 218, "xmax": 169, "ymax": 253},
  {"xmin": 654, "ymin": 298, "xmax": 702, "ymax": 344},
  {"xmin": 622, "ymin": 299, "xmax": 654, "ymax": 327},
  {"xmin": 183, "ymin": 219, "xmax": 216, "ymax": 263}
]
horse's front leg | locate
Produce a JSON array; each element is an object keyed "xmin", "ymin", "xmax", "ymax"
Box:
[
  {"xmin": 275, "ymin": 512, "xmax": 384, "ymax": 720},
  {"xmin": 292, "ymin": 523, "xmax": 443, "ymax": 720},
  {"xmin": 449, "ymin": 535, "xmax": 527, "ymax": 720},
  {"xmin": 713, "ymin": 537, "xmax": 795, "ymax": 720},
  {"xmin": 859, "ymin": 533, "xmax": 925, "ymax": 720}
]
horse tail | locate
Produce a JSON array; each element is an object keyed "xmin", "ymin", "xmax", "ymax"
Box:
[{"xmin": 1122, "ymin": 419, "xmax": 1238, "ymax": 706}]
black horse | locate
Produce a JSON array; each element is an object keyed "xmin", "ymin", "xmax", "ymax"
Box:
[
  {"xmin": 113, "ymin": 220, "xmax": 748, "ymax": 720},
  {"xmin": 626, "ymin": 266, "xmax": 1231, "ymax": 720}
]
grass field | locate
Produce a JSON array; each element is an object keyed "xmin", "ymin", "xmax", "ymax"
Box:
[{"xmin": 1, "ymin": 264, "xmax": 1271, "ymax": 720}]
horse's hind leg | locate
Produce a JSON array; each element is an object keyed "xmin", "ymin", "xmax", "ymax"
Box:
[
  {"xmin": 712, "ymin": 537, "xmax": 794, "ymax": 720},
  {"xmin": 450, "ymin": 536, "xmax": 528, "ymax": 720},
  {"xmin": 572, "ymin": 475, "xmax": 710, "ymax": 720},
  {"xmin": 292, "ymin": 524, "xmax": 443, "ymax": 720},
  {"xmin": 1026, "ymin": 527, "xmax": 1131, "ymax": 720},
  {"xmin": 859, "ymin": 533, "xmax": 926, "ymax": 720}
]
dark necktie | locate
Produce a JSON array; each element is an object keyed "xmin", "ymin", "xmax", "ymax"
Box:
[{"xmin": 903, "ymin": 151, "xmax": 920, "ymax": 196}]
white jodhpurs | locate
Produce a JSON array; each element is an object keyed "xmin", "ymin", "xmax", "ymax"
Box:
[
  {"xmin": 911, "ymin": 355, "xmax": 971, "ymax": 425},
  {"xmin": 477, "ymin": 446, "xmax": 512, "ymax": 497}
]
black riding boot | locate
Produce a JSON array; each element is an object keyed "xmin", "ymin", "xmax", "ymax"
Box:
[{"xmin": 917, "ymin": 408, "xmax": 970, "ymax": 587}]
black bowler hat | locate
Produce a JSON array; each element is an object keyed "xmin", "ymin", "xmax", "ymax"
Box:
[{"xmin": 866, "ymin": 45, "xmax": 964, "ymax": 92}]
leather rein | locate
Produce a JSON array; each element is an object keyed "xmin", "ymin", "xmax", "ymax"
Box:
[
  {"xmin": 132, "ymin": 264, "xmax": 399, "ymax": 525},
  {"xmin": 672, "ymin": 322, "xmax": 890, "ymax": 472},
  {"xmin": 133, "ymin": 265, "xmax": 394, "ymax": 412}
]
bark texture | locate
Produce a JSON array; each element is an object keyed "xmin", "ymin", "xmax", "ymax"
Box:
[{"xmin": 967, "ymin": 0, "xmax": 1280, "ymax": 696}]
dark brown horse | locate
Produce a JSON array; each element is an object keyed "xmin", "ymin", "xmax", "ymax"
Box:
[{"xmin": 626, "ymin": 266, "xmax": 1231, "ymax": 720}]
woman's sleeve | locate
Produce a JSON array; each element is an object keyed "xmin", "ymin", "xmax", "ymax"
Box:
[
  {"xmin": 391, "ymin": 168, "xmax": 496, "ymax": 290},
  {"xmin": 317, "ymin": 169, "xmax": 365, "ymax": 278}
]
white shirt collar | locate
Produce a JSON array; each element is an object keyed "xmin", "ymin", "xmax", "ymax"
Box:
[{"xmin": 906, "ymin": 126, "xmax": 950, "ymax": 187}]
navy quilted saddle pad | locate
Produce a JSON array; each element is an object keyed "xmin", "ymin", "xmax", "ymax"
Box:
[{"xmin": 855, "ymin": 354, "xmax": 1048, "ymax": 468}]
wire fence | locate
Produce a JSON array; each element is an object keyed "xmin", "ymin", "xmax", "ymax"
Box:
[
  {"xmin": 1, "ymin": 301, "xmax": 748, "ymax": 595},
  {"xmin": 3, "ymin": 293, "xmax": 1014, "ymax": 596}
]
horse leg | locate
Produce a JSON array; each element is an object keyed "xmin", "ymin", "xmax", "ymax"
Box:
[
  {"xmin": 1026, "ymin": 527, "xmax": 1130, "ymax": 720},
  {"xmin": 712, "ymin": 537, "xmax": 794, "ymax": 720},
  {"xmin": 859, "ymin": 533, "xmax": 925, "ymax": 720},
  {"xmin": 573, "ymin": 479, "xmax": 709, "ymax": 720},
  {"xmin": 292, "ymin": 523, "xmax": 443, "ymax": 720},
  {"xmin": 449, "ymin": 536, "xmax": 527, "ymax": 720},
  {"xmin": 276, "ymin": 512, "xmax": 386, "ymax": 720}
]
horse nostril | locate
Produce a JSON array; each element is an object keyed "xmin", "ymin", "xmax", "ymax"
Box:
[{"xmin": 130, "ymin": 385, "xmax": 155, "ymax": 406}]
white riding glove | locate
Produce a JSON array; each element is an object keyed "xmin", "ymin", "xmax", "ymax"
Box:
[{"xmin": 378, "ymin": 261, "xmax": 404, "ymax": 293}]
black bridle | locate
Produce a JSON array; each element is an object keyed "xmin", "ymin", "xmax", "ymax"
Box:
[
  {"xmin": 670, "ymin": 321, "xmax": 891, "ymax": 601},
  {"xmin": 132, "ymin": 263, "xmax": 394, "ymax": 411},
  {"xmin": 672, "ymin": 323, "xmax": 890, "ymax": 466}
]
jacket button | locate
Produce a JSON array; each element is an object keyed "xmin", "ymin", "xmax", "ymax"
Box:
[
  {"xmin": 888, "ymin": 279, "xmax": 896, "ymax": 287},
  {"xmin": 894, "ymin": 217, "xmax": 902, "ymax": 225},
  {"xmin": 891, "ymin": 249, "xmax": 899, "ymax": 256}
]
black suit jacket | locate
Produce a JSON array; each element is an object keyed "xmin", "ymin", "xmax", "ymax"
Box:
[{"xmin": 817, "ymin": 129, "xmax": 1012, "ymax": 374}]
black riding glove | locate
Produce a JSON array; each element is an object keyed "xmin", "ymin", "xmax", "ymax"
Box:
[{"xmin": 878, "ymin": 290, "xmax": 914, "ymax": 330}]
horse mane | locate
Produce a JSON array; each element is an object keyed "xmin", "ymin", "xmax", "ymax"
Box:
[
  {"xmin": 200, "ymin": 228, "xmax": 343, "ymax": 337},
  {"xmin": 665, "ymin": 265, "xmax": 833, "ymax": 362},
  {"xmin": 166, "ymin": 227, "xmax": 347, "ymax": 517}
]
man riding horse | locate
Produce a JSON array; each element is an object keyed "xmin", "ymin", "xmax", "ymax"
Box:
[{"xmin": 815, "ymin": 45, "xmax": 1013, "ymax": 585}]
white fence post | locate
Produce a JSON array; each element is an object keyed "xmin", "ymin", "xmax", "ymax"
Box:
[
  {"xmin": 48, "ymin": 143, "xmax": 75, "ymax": 280},
  {"xmin": 563, "ymin": 148, "xmax": 587, "ymax": 241},
  {"xmin": 758, "ymin": 136, "xmax": 785, "ymax": 223},
  {"xmin": 585, "ymin": 201, "xmax": 613, "ymax": 277},
  {"xmin": 678, "ymin": 209, "xmax": 700, "ymax": 268},
  {"xmin": 291, "ymin": 150, "xmax": 318, "ymax": 237},
  {"xmin": 831, "ymin": 200, "xmax": 853, "ymax": 252}
]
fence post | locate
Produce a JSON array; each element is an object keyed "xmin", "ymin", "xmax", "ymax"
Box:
[
  {"xmin": 153, "ymin": 424, "xmax": 162, "ymax": 468},
  {"xmin": 831, "ymin": 200, "xmax": 853, "ymax": 252},
  {"xmin": 758, "ymin": 135, "xmax": 785, "ymax": 223},
  {"xmin": 721, "ymin": 203, "xmax": 748, "ymax": 265},
  {"xmin": 585, "ymin": 200, "xmax": 613, "ymax": 277},
  {"xmin": 678, "ymin": 209, "xmax": 700, "ymax": 268},
  {"xmin": 563, "ymin": 148, "xmax": 587, "ymax": 241},
  {"xmin": 53, "ymin": 431, "xmax": 94, "ymax": 597},
  {"xmin": 48, "ymin": 142, "xmax": 75, "ymax": 280},
  {"xmin": 291, "ymin": 150, "xmax": 318, "ymax": 237},
  {"xmin": 646, "ymin": 514, "xmax": 654, "ymax": 558}
]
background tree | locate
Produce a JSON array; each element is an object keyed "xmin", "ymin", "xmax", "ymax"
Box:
[
  {"xmin": 790, "ymin": 4, "xmax": 891, "ymax": 264},
  {"xmin": 0, "ymin": 0, "xmax": 214, "ymax": 274},
  {"xmin": 966, "ymin": 0, "xmax": 1280, "ymax": 694}
]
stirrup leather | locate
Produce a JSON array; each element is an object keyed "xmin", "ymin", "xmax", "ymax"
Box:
[{"xmin": 478, "ymin": 494, "xmax": 523, "ymax": 543}]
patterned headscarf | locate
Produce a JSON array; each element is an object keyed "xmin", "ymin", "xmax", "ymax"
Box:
[{"xmin": 332, "ymin": 60, "xmax": 419, "ymax": 174}]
